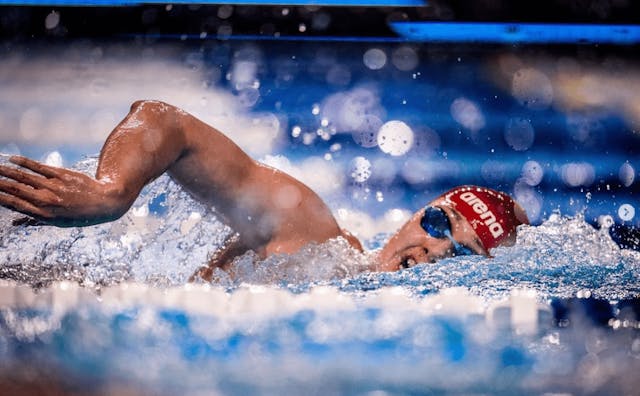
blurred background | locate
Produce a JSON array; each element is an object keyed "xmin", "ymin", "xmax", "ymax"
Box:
[
  {"xmin": 0, "ymin": 4, "xmax": 639, "ymax": 395},
  {"xmin": 0, "ymin": 0, "xmax": 639, "ymax": 243}
]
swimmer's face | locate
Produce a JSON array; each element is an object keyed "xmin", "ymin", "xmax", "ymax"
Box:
[{"xmin": 375, "ymin": 198, "xmax": 488, "ymax": 272}]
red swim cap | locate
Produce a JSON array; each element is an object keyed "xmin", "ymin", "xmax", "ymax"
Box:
[{"xmin": 438, "ymin": 185, "xmax": 528, "ymax": 251}]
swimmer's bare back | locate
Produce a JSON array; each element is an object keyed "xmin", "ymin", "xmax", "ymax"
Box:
[{"xmin": 0, "ymin": 100, "xmax": 362, "ymax": 280}]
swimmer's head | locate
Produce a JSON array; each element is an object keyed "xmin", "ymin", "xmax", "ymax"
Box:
[
  {"xmin": 434, "ymin": 185, "xmax": 529, "ymax": 250},
  {"xmin": 375, "ymin": 185, "xmax": 529, "ymax": 272}
]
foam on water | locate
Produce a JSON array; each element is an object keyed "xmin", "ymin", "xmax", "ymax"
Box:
[
  {"xmin": 0, "ymin": 156, "xmax": 639, "ymax": 394},
  {"xmin": 0, "ymin": 155, "xmax": 233, "ymax": 289},
  {"xmin": 0, "ymin": 155, "xmax": 639, "ymax": 300}
]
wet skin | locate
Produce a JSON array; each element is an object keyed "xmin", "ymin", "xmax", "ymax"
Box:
[
  {"xmin": 374, "ymin": 201, "xmax": 489, "ymax": 272},
  {"xmin": 0, "ymin": 100, "xmax": 489, "ymax": 279}
]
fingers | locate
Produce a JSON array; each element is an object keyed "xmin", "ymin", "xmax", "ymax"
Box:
[
  {"xmin": 0, "ymin": 178, "xmax": 33, "ymax": 200},
  {"xmin": 9, "ymin": 156, "xmax": 61, "ymax": 178},
  {"xmin": 0, "ymin": 179, "xmax": 60, "ymax": 207},
  {"xmin": 0, "ymin": 164, "xmax": 49, "ymax": 189},
  {"xmin": 0, "ymin": 192, "xmax": 49, "ymax": 219}
]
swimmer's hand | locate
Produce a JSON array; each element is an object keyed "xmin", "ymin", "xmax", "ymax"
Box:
[{"xmin": 0, "ymin": 156, "xmax": 129, "ymax": 227}]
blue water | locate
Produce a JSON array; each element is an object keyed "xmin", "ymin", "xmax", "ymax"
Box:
[
  {"xmin": 0, "ymin": 38, "xmax": 639, "ymax": 394},
  {"xmin": 0, "ymin": 162, "xmax": 639, "ymax": 394}
]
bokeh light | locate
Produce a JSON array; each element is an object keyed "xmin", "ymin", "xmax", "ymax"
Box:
[
  {"xmin": 377, "ymin": 120, "xmax": 414, "ymax": 156},
  {"xmin": 351, "ymin": 119, "xmax": 382, "ymax": 148},
  {"xmin": 566, "ymin": 113, "xmax": 602, "ymax": 145},
  {"xmin": 514, "ymin": 181, "xmax": 543, "ymax": 222},
  {"xmin": 229, "ymin": 60, "xmax": 259, "ymax": 91},
  {"xmin": 504, "ymin": 117, "xmax": 535, "ymax": 151},
  {"xmin": 618, "ymin": 204, "xmax": 635, "ymax": 221},
  {"xmin": 217, "ymin": 5, "xmax": 233, "ymax": 19},
  {"xmin": 450, "ymin": 97, "xmax": 485, "ymax": 132},
  {"xmin": 511, "ymin": 67, "xmax": 553, "ymax": 110},
  {"xmin": 391, "ymin": 46, "xmax": 419, "ymax": 72},
  {"xmin": 321, "ymin": 87, "xmax": 385, "ymax": 138},
  {"xmin": 363, "ymin": 48, "xmax": 387, "ymax": 71},
  {"xmin": 521, "ymin": 160, "xmax": 544, "ymax": 186},
  {"xmin": 349, "ymin": 156, "xmax": 372, "ymax": 183},
  {"xmin": 44, "ymin": 11, "xmax": 60, "ymax": 30},
  {"xmin": 619, "ymin": 162, "xmax": 635, "ymax": 187},
  {"xmin": 560, "ymin": 162, "xmax": 595, "ymax": 187}
]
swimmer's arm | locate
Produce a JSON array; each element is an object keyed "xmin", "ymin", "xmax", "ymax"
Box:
[{"xmin": 0, "ymin": 100, "xmax": 256, "ymax": 227}]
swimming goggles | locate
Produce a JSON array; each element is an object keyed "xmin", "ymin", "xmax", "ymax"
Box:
[{"xmin": 420, "ymin": 206, "xmax": 475, "ymax": 257}]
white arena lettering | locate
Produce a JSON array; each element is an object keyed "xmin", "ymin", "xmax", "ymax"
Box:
[{"xmin": 459, "ymin": 192, "xmax": 504, "ymax": 238}]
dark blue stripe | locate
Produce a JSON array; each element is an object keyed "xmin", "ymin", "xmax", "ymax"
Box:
[{"xmin": 389, "ymin": 22, "xmax": 640, "ymax": 44}]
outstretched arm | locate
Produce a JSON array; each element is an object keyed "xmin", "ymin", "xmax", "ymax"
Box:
[
  {"xmin": 0, "ymin": 100, "xmax": 255, "ymax": 227},
  {"xmin": 0, "ymin": 100, "xmax": 359, "ymax": 273}
]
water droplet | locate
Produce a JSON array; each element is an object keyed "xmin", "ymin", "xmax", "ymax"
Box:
[
  {"xmin": 618, "ymin": 204, "xmax": 635, "ymax": 221},
  {"xmin": 598, "ymin": 215, "xmax": 614, "ymax": 228}
]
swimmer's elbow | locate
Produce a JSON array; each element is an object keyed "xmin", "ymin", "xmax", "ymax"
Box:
[
  {"xmin": 129, "ymin": 99, "xmax": 176, "ymax": 115},
  {"xmin": 100, "ymin": 183, "xmax": 139, "ymax": 221}
]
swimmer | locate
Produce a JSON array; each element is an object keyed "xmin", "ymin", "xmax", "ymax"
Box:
[{"xmin": 0, "ymin": 100, "xmax": 528, "ymax": 280}]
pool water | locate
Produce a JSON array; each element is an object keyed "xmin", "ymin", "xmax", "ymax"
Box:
[
  {"xmin": 0, "ymin": 34, "xmax": 639, "ymax": 394},
  {"xmin": 0, "ymin": 160, "xmax": 639, "ymax": 394}
]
